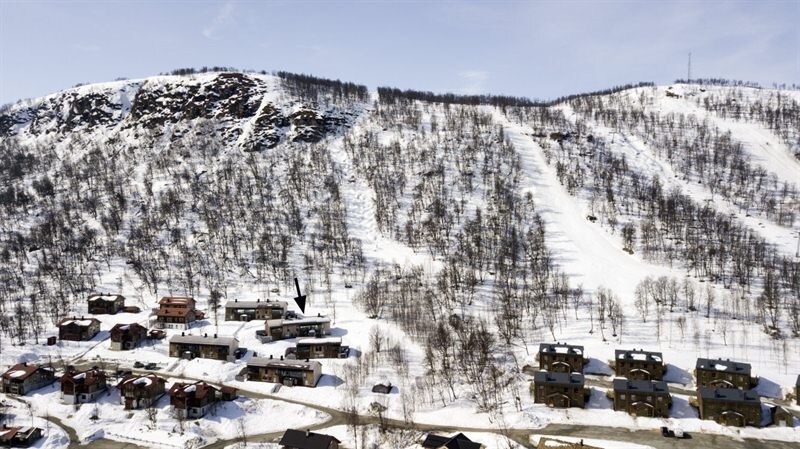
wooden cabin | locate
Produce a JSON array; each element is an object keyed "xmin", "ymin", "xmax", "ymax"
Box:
[
  {"xmin": 611, "ymin": 379, "xmax": 671, "ymax": 417},
  {"xmin": 421, "ymin": 432, "xmax": 482, "ymax": 449},
  {"xmin": 168, "ymin": 381, "xmax": 233, "ymax": 419},
  {"xmin": 57, "ymin": 317, "xmax": 100, "ymax": 341},
  {"xmin": 87, "ymin": 294, "xmax": 125, "ymax": 314},
  {"xmin": 0, "ymin": 363, "xmax": 55, "ymax": 395},
  {"xmin": 110, "ymin": 323, "xmax": 147, "ymax": 350},
  {"xmin": 279, "ymin": 429, "xmax": 340, "ymax": 449},
  {"xmin": 155, "ymin": 296, "xmax": 197, "ymax": 329},
  {"xmin": 118, "ymin": 374, "xmax": 166, "ymax": 409},
  {"xmin": 60, "ymin": 368, "xmax": 107, "ymax": 404},
  {"xmin": 0, "ymin": 425, "xmax": 44, "ymax": 447}
]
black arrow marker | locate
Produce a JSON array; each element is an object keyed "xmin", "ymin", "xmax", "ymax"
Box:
[{"xmin": 293, "ymin": 277, "xmax": 306, "ymax": 314}]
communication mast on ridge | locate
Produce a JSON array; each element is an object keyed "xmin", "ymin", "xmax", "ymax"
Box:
[{"xmin": 687, "ymin": 52, "xmax": 692, "ymax": 82}]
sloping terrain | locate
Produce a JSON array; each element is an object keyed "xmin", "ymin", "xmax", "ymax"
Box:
[{"xmin": 0, "ymin": 73, "xmax": 798, "ymax": 447}]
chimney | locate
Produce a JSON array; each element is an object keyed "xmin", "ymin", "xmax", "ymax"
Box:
[
  {"xmin": 269, "ymin": 354, "xmax": 273, "ymax": 359},
  {"xmin": 213, "ymin": 334, "xmax": 217, "ymax": 339},
  {"xmin": 317, "ymin": 313, "xmax": 321, "ymax": 317},
  {"xmin": 204, "ymin": 333, "xmax": 208, "ymax": 338},
  {"xmin": 182, "ymin": 331, "xmax": 185, "ymax": 336},
  {"xmin": 280, "ymin": 356, "xmax": 284, "ymax": 361},
  {"xmin": 305, "ymin": 429, "xmax": 309, "ymax": 438},
  {"xmin": 257, "ymin": 298, "xmax": 260, "ymax": 303},
  {"xmin": 234, "ymin": 298, "xmax": 238, "ymax": 302}
]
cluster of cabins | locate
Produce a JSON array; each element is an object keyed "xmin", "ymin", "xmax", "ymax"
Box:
[{"xmin": 530, "ymin": 343, "xmax": 800, "ymax": 428}]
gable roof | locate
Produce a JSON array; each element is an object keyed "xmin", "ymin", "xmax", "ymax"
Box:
[
  {"xmin": 224, "ymin": 299, "xmax": 288, "ymax": 309},
  {"xmin": 61, "ymin": 368, "xmax": 105, "ymax": 386},
  {"xmin": 1, "ymin": 363, "xmax": 52, "ymax": 381},
  {"xmin": 168, "ymin": 381, "xmax": 218, "ymax": 400},
  {"xmin": 57, "ymin": 317, "xmax": 100, "ymax": 328},
  {"xmin": 110, "ymin": 323, "xmax": 146, "ymax": 334},
  {"xmin": 159, "ymin": 296, "xmax": 195, "ymax": 307},
  {"xmin": 247, "ymin": 357, "xmax": 321, "ymax": 370},
  {"xmin": 118, "ymin": 373, "xmax": 165, "ymax": 390},
  {"xmin": 88, "ymin": 294, "xmax": 124, "ymax": 302},
  {"xmin": 169, "ymin": 334, "xmax": 238, "ymax": 346},
  {"xmin": 696, "ymin": 358, "xmax": 751, "ymax": 375},
  {"xmin": 422, "ymin": 432, "xmax": 481, "ymax": 449},
  {"xmin": 279, "ymin": 429, "xmax": 340, "ymax": 449}
]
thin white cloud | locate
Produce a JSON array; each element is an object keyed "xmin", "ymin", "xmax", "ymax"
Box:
[
  {"xmin": 458, "ymin": 70, "xmax": 488, "ymax": 94},
  {"xmin": 203, "ymin": 0, "xmax": 236, "ymax": 40}
]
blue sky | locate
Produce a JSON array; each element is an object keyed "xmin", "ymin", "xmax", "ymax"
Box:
[{"xmin": 0, "ymin": 0, "xmax": 798, "ymax": 105}]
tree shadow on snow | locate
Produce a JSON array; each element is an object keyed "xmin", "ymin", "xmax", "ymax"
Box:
[{"xmin": 664, "ymin": 364, "xmax": 693, "ymax": 385}]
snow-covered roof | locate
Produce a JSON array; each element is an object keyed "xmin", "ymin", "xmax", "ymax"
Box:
[
  {"xmin": 297, "ymin": 337, "xmax": 342, "ymax": 345},
  {"xmin": 267, "ymin": 316, "xmax": 331, "ymax": 327},
  {"xmin": 539, "ymin": 343, "xmax": 583, "ymax": 355},
  {"xmin": 169, "ymin": 334, "xmax": 238, "ymax": 346},
  {"xmin": 615, "ymin": 349, "xmax": 663, "ymax": 362},
  {"xmin": 698, "ymin": 386, "xmax": 759, "ymax": 402},
  {"xmin": 88, "ymin": 294, "xmax": 123, "ymax": 302},
  {"xmin": 696, "ymin": 357, "xmax": 751, "ymax": 374},
  {"xmin": 248, "ymin": 357, "xmax": 321, "ymax": 370},
  {"xmin": 58, "ymin": 317, "xmax": 100, "ymax": 327},
  {"xmin": 224, "ymin": 299, "xmax": 288, "ymax": 309},
  {"xmin": 533, "ymin": 371, "xmax": 584, "ymax": 385}
]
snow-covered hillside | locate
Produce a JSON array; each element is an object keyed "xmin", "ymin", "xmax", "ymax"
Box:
[{"xmin": 0, "ymin": 73, "xmax": 798, "ymax": 447}]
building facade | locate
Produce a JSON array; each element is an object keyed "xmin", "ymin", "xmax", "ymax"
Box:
[
  {"xmin": 695, "ymin": 358, "xmax": 756, "ymax": 390},
  {"xmin": 538, "ymin": 343, "xmax": 585, "ymax": 373},
  {"xmin": 532, "ymin": 371, "xmax": 586, "ymax": 408},
  {"xmin": 264, "ymin": 316, "xmax": 331, "ymax": 341},
  {"xmin": 697, "ymin": 387, "xmax": 761, "ymax": 427},
  {"xmin": 611, "ymin": 379, "xmax": 671, "ymax": 417},
  {"xmin": 247, "ymin": 357, "xmax": 322, "ymax": 387},
  {"xmin": 224, "ymin": 299, "xmax": 287, "ymax": 321},
  {"xmin": 58, "ymin": 317, "xmax": 101, "ymax": 341},
  {"xmin": 168, "ymin": 382, "xmax": 225, "ymax": 418},
  {"xmin": 169, "ymin": 334, "xmax": 239, "ymax": 362},
  {"xmin": 155, "ymin": 296, "xmax": 197, "ymax": 329},
  {"xmin": 279, "ymin": 429, "xmax": 341, "ymax": 449},
  {"xmin": 118, "ymin": 374, "xmax": 166, "ymax": 409},
  {"xmin": 60, "ymin": 368, "xmax": 107, "ymax": 404},
  {"xmin": 613, "ymin": 349, "xmax": 665, "ymax": 381},
  {"xmin": 1, "ymin": 363, "xmax": 55, "ymax": 395},
  {"xmin": 87, "ymin": 294, "xmax": 125, "ymax": 314},
  {"xmin": 294, "ymin": 337, "xmax": 349, "ymax": 359},
  {"xmin": 110, "ymin": 323, "xmax": 148, "ymax": 350}
]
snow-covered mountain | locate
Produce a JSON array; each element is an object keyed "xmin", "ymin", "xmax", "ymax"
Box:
[{"xmin": 1, "ymin": 71, "xmax": 799, "ymax": 447}]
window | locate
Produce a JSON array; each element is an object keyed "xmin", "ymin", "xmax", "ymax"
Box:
[{"xmin": 620, "ymin": 394, "xmax": 626, "ymax": 400}]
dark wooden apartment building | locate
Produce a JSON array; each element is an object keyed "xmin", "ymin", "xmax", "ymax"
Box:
[
  {"xmin": 611, "ymin": 379, "xmax": 671, "ymax": 417},
  {"xmin": 695, "ymin": 358, "xmax": 756, "ymax": 390},
  {"xmin": 613, "ymin": 349, "xmax": 665, "ymax": 381},
  {"xmin": 57, "ymin": 317, "xmax": 101, "ymax": 341},
  {"xmin": 118, "ymin": 374, "xmax": 166, "ymax": 409},
  {"xmin": 538, "ymin": 343, "xmax": 586, "ymax": 373},
  {"xmin": 87, "ymin": 294, "xmax": 125, "ymax": 314},
  {"xmin": 697, "ymin": 387, "xmax": 761, "ymax": 427},
  {"xmin": 61, "ymin": 368, "xmax": 107, "ymax": 404},
  {"xmin": 263, "ymin": 316, "xmax": 332, "ymax": 341},
  {"xmin": 110, "ymin": 323, "xmax": 148, "ymax": 350},
  {"xmin": 224, "ymin": 299, "xmax": 287, "ymax": 321},
  {"xmin": 421, "ymin": 432, "xmax": 482, "ymax": 449},
  {"xmin": 294, "ymin": 337, "xmax": 349, "ymax": 359},
  {"xmin": 532, "ymin": 371, "xmax": 587, "ymax": 408},
  {"xmin": 1, "ymin": 363, "xmax": 55, "ymax": 395},
  {"xmin": 155, "ymin": 296, "xmax": 197, "ymax": 329},
  {"xmin": 169, "ymin": 333, "xmax": 239, "ymax": 362},
  {"xmin": 247, "ymin": 357, "xmax": 322, "ymax": 387}
]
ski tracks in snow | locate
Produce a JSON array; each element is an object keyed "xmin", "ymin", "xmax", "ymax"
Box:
[{"xmin": 493, "ymin": 109, "xmax": 676, "ymax": 303}]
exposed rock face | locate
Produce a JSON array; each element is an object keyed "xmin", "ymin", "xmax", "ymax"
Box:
[{"xmin": 0, "ymin": 72, "xmax": 361, "ymax": 149}]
